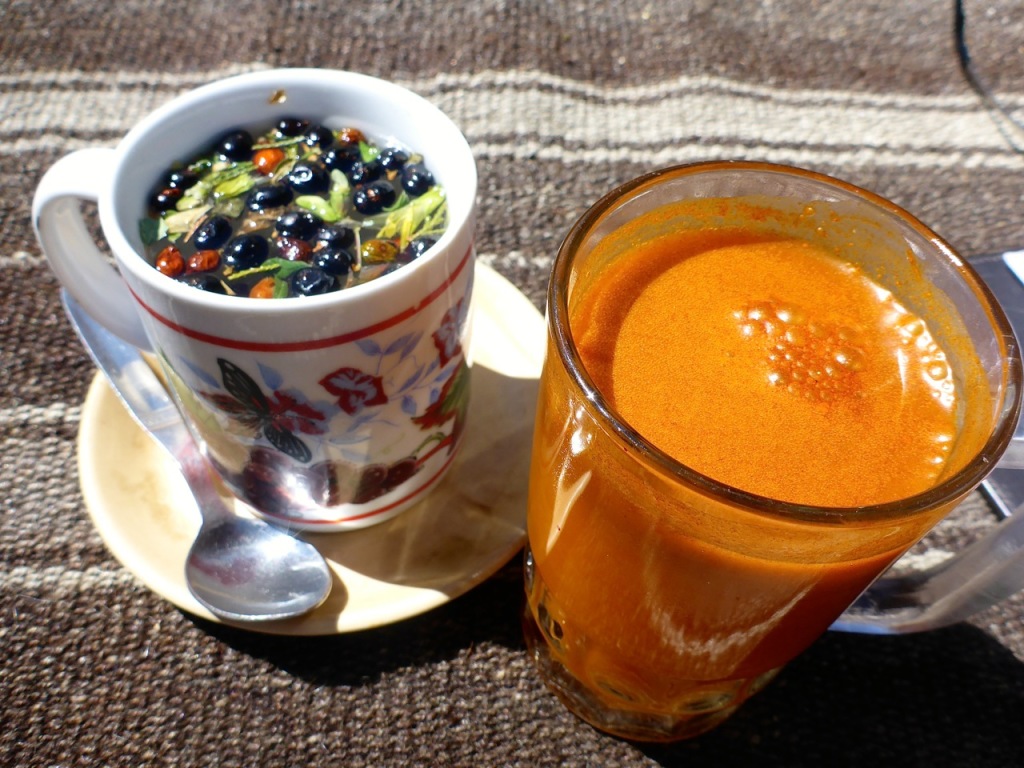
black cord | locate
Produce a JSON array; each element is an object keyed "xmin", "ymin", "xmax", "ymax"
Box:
[{"xmin": 954, "ymin": 0, "xmax": 1024, "ymax": 152}]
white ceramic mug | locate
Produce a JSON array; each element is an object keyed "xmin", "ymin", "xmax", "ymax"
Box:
[{"xmin": 33, "ymin": 68, "xmax": 478, "ymax": 531}]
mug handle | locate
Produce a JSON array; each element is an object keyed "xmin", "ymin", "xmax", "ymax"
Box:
[{"xmin": 32, "ymin": 149, "xmax": 151, "ymax": 349}]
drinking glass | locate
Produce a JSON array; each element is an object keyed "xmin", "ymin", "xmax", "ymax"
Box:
[{"xmin": 523, "ymin": 161, "xmax": 1023, "ymax": 741}]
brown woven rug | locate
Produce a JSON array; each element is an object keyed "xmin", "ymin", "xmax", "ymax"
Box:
[{"xmin": 4, "ymin": 1, "xmax": 1024, "ymax": 765}]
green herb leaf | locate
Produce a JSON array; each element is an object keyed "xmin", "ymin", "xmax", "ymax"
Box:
[
  {"xmin": 162, "ymin": 204, "xmax": 212, "ymax": 235},
  {"xmin": 273, "ymin": 259, "xmax": 311, "ymax": 279},
  {"xmin": 270, "ymin": 152, "xmax": 299, "ymax": 183},
  {"xmin": 187, "ymin": 158, "xmax": 213, "ymax": 174},
  {"xmin": 139, "ymin": 218, "xmax": 161, "ymax": 245},
  {"xmin": 216, "ymin": 196, "xmax": 245, "ymax": 219},
  {"xmin": 358, "ymin": 141, "xmax": 379, "ymax": 163},
  {"xmin": 296, "ymin": 195, "xmax": 341, "ymax": 222},
  {"xmin": 328, "ymin": 170, "xmax": 350, "ymax": 213},
  {"xmin": 253, "ymin": 136, "xmax": 307, "ymax": 151},
  {"xmin": 228, "ymin": 257, "xmax": 310, "ymax": 282},
  {"xmin": 214, "ymin": 173, "xmax": 255, "ymax": 201},
  {"xmin": 205, "ymin": 162, "xmax": 254, "ymax": 186},
  {"xmin": 376, "ymin": 186, "xmax": 447, "ymax": 248},
  {"xmin": 272, "ymin": 278, "xmax": 291, "ymax": 299},
  {"xmin": 175, "ymin": 177, "xmax": 213, "ymax": 210}
]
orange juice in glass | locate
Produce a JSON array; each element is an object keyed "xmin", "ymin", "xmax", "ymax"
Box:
[{"xmin": 523, "ymin": 162, "xmax": 1022, "ymax": 741}]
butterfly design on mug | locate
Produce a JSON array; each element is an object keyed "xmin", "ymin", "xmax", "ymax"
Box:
[{"xmin": 202, "ymin": 358, "xmax": 329, "ymax": 463}]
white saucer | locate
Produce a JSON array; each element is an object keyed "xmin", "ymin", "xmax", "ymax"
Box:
[{"xmin": 76, "ymin": 263, "xmax": 545, "ymax": 635}]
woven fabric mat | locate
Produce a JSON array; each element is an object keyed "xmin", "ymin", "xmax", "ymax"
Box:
[{"xmin": 3, "ymin": 1, "xmax": 1024, "ymax": 765}]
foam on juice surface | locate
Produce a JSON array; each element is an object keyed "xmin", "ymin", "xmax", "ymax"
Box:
[{"xmin": 581, "ymin": 237, "xmax": 958, "ymax": 507}]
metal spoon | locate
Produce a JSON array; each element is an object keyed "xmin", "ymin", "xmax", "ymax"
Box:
[{"xmin": 62, "ymin": 290, "xmax": 333, "ymax": 623}]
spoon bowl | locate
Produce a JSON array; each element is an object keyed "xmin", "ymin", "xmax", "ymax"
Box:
[{"xmin": 186, "ymin": 515, "xmax": 333, "ymax": 622}]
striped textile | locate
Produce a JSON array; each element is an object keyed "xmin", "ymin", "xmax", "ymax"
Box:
[{"xmin": 3, "ymin": 1, "xmax": 1024, "ymax": 766}]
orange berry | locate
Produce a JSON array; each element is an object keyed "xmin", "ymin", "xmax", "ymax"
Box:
[
  {"xmin": 253, "ymin": 148, "xmax": 286, "ymax": 175},
  {"xmin": 249, "ymin": 277, "xmax": 276, "ymax": 299},
  {"xmin": 187, "ymin": 249, "xmax": 221, "ymax": 273},
  {"xmin": 155, "ymin": 245, "xmax": 184, "ymax": 277},
  {"xmin": 337, "ymin": 127, "xmax": 365, "ymax": 146}
]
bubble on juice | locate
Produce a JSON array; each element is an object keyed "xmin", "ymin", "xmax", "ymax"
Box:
[
  {"xmin": 734, "ymin": 299, "xmax": 865, "ymax": 403},
  {"xmin": 887, "ymin": 303, "xmax": 957, "ymax": 410},
  {"xmin": 930, "ymin": 431, "xmax": 954, "ymax": 465}
]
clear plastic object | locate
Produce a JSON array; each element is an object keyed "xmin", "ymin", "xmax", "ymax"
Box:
[
  {"xmin": 834, "ymin": 252, "xmax": 1024, "ymax": 634},
  {"xmin": 833, "ymin": 505, "xmax": 1024, "ymax": 633}
]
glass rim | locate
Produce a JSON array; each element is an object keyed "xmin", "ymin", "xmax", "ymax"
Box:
[{"xmin": 548, "ymin": 160, "xmax": 1024, "ymax": 525}]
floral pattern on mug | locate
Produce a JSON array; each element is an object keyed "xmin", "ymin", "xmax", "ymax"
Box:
[
  {"xmin": 162, "ymin": 295, "xmax": 471, "ymax": 492},
  {"xmin": 320, "ymin": 367, "xmax": 389, "ymax": 416},
  {"xmin": 433, "ymin": 300, "xmax": 466, "ymax": 367}
]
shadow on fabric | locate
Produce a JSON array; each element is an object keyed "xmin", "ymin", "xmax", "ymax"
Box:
[
  {"xmin": 181, "ymin": 555, "xmax": 528, "ymax": 686},
  {"xmin": 639, "ymin": 623, "xmax": 1024, "ymax": 766}
]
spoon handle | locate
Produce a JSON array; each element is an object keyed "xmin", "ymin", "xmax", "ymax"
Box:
[{"xmin": 61, "ymin": 290, "xmax": 234, "ymax": 525}]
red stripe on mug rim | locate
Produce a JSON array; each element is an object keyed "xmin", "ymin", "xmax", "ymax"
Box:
[{"xmin": 130, "ymin": 245, "xmax": 473, "ymax": 352}]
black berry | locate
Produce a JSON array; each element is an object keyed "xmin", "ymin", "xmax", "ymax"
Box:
[
  {"xmin": 215, "ymin": 130, "xmax": 254, "ymax": 162},
  {"xmin": 315, "ymin": 224, "xmax": 355, "ymax": 249},
  {"xmin": 347, "ymin": 160, "xmax": 382, "ymax": 186},
  {"xmin": 313, "ymin": 246, "xmax": 354, "ymax": 277},
  {"xmin": 377, "ymin": 147, "xmax": 409, "ymax": 171},
  {"xmin": 180, "ymin": 273, "xmax": 227, "ymax": 293},
  {"xmin": 191, "ymin": 215, "xmax": 233, "ymax": 250},
  {"xmin": 402, "ymin": 236, "xmax": 437, "ymax": 261},
  {"xmin": 276, "ymin": 117, "xmax": 310, "ymax": 137},
  {"xmin": 246, "ymin": 183, "xmax": 293, "ymax": 211},
  {"xmin": 291, "ymin": 266, "xmax": 338, "ymax": 296},
  {"xmin": 150, "ymin": 187, "xmax": 182, "ymax": 212},
  {"xmin": 305, "ymin": 124, "xmax": 334, "ymax": 149},
  {"xmin": 401, "ymin": 163, "xmax": 434, "ymax": 197},
  {"xmin": 164, "ymin": 168, "xmax": 199, "ymax": 189},
  {"xmin": 323, "ymin": 145, "xmax": 361, "ymax": 175},
  {"xmin": 222, "ymin": 234, "xmax": 269, "ymax": 269},
  {"xmin": 353, "ymin": 181, "xmax": 396, "ymax": 215},
  {"xmin": 286, "ymin": 161, "xmax": 331, "ymax": 196},
  {"xmin": 276, "ymin": 210, "xmax": 322, "ymax": 240}
]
